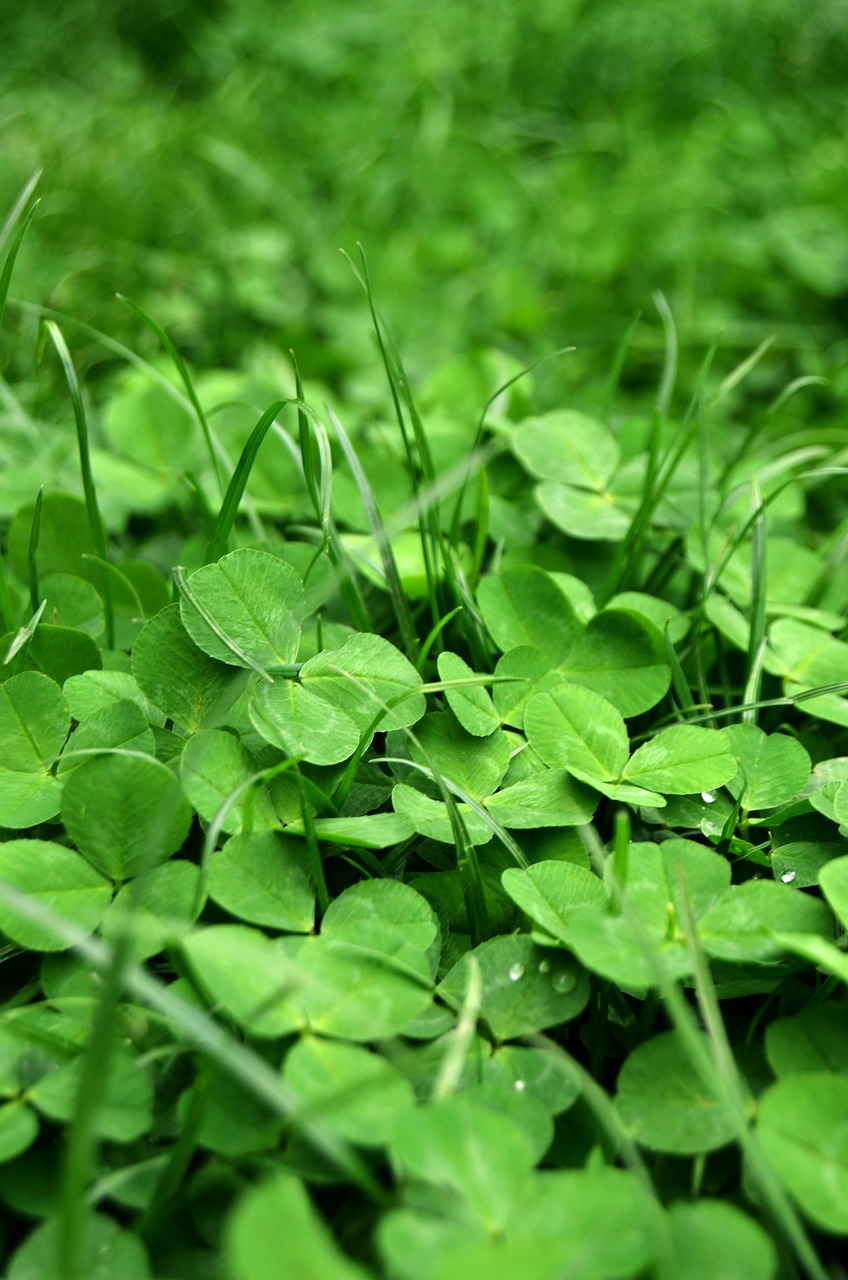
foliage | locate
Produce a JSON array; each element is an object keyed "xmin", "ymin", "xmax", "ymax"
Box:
[{"xmin": 2, "ymin": 5, "xmax": 848, "ymax": 1277}]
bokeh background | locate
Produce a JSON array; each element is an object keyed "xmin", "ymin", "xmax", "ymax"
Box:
[{"xmin": 2, "ymin": 0, "xmax": 848, "ymax": 398}]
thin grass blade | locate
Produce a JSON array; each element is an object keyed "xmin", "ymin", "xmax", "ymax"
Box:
[
  {"xmin": 118, "ymin": 294, "xmax": 226, "ymax": 499},
  {"xmin": 44, "ymin": 321, "xmax": 115, "ymax": 647},
  {"xmin": 27, "ymin": 486, "xmax": 43, "ymax": 614}
]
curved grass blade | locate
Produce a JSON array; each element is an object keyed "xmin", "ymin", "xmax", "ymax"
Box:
[
  {"xmin": 448, "ymin": 344, "xmax": 574, "ymax": 545},
  {"xmin": 58, "ymin": 925, "xmax": 130, "ymax": 1280},
  {"xmin": 27, "ymin": 486, "xmax": 43, "ymax": 614},
  {"xmin": 602, "ymin": 310, "xmax": 641, "ymax": 424},
  {"xmin": 205, "ymin": 398, "xmax": 288, "ymax": 563},
  {"xmin": 0, "ymin": 549, "xmax": 14, "ymax": 635},
  {"xmin": 3, "ymin": 598, "xmax": 47, "ymax": 665},
  {"xmin": 343, "ymin": 247, "xmax": 443, "ymax": 636},
  {"xmin": 653, "ymin": 291, "xmax": 677, "ymax": 420},
  {"xmin": 432, "ymin": 956, "xmax": 482, "ymax": 1102},
  {"xmin": 674, "ymin": 868, "xmax": 829, "ymax": 1280},
  {"xmin": 327, "ymin": 402, "xmax": 419, "ymax": 659},
  {"xmin": 601, "ymin": 333, "xmax": 721, "ymax": 603},
  {"xmin": 0, "ymin": 194, "xmax": 39, "ymax": 338},
  {"xmin": 118, "ymin": 294, "xmax": 226, "ymax": 499},
  {"xmin": 44, "ymin": 321, "xmax": 115, "ymax": 647}
]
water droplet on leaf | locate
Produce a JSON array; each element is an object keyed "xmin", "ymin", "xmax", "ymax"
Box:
[
  {"xmin": 701, "ymin": 791, "xmax": 715, "ymax": 804},
  {"xmin": 552, "ymin": 970, "xmax": 577, "ymax": 994},
  {"xmin": 538, "ymin": 959, "xmax": 551, "ymax": 974},
  {"xmin": 781, "ymin": 870, "xmax": 796, "ymax": 883},
  {"xmin": 513, "ymin": 1079, "xmax": 526, "ymax": 1093},
  {"xmin": 508, "ymin": 962, "xmax": 525, "ymax": 982}
]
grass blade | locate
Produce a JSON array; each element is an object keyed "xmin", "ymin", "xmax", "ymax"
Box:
[
  {"xmin": 327, "ymin": 402, "xmax": 419, "ymax": 659},
  {"xmin": 118, "ymin": 294, "xmax": 227, "ymax": 499},
  {"xmin": 3, "ymin": 599, "xmax": 47, "ymax": 665},
  {"xmin": 653, "ymin": 291, "xmax": 677, "ymax": 420},
  {"xmin": 0, "ymin": 194, "xmax": 39, "ymax": 340},
  {"xmin": 205, "ymin": 398, "xmax": 288, "ymax": 563},
  {"xmin": 44, "ymin": 321, "xmax": 115, "ymax": 648},
  {"xmin": 26, "ymin": 486, "xmax": 43, "ymax": 614}
]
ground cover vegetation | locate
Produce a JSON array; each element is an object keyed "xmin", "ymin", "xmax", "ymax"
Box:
[{"xmin": 2, "ymin": 2, "xmax": 848, "ymax": 1277}]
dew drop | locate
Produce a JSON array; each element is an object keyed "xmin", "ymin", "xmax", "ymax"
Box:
[
  {"xmin": 508, "ymin": 962, "xmax": 525, "ymax": 982},
  {"xmin": 537, "ymin": 959, "xmax": 552, "ymax": 974},
  {"xmin": 513, "ymin": 1079, "xmax": 526, "ymax": 1093},
  {"xmin": 781, "ymin": 870, "xmax": 796, "ymax": 883},
  {"xmin": 552, "ymin": 970, "xmax": 577, "ymax": 995},
  {"xmin": 701, "ymin": 791, "xmax": 715, "ymax": 804}
]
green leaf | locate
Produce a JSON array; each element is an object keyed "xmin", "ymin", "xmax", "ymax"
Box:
[
  {"xmin": 766, "ymin": 1006, "xmax": 848, "ymax": 1077},
  {"xmin": 439, "ymin": 935, "xmax": 588, "ymax": 1040},
  {"xmin": 484, "ymin": 770, "xmax": 599, "ymax": 828},
  {"xmin": 388, "ymin": 1097, "xmax": 536, "ymax": 1231},
  {"xmin": 40, "ymin": 573, "xmax": 105, "ymax": 636},
  {"xmin": 29, "ymin": 1049, "xmax": 153, "ymax": 1141},
  {"xmin": 0, "ymin": 771, "xmax": 63, "ymax": 830},
  {"xmin": 378, "ymin": 1167, "xmax": 659, "ymax": 1280},
  {"xmin": 819, "ymin": 855, "xmax": 848, "ymax": 930},
  {"xmin": 62, "ymin": 754, "xmax": 193, "ymax": 881},
  {"xmin": 7, "ymin": 493, "xmax": 103, "ymax": 587},
  {"xmin": 225, "ymin": 1171, "xmax": 372, "ymax": 1280},
  {"xmin": 292, "ymin": 811, "xmax": 415, "ymax": 849},
  {"xmin": 8, "ymin": 1213, "xmax": 151, "ymax": 1280},
  {"xmin": 768, "ymin": 618, "xmax": 848, "ymax": 725},
  {"xmin": 510, "ymin": 410, "xmax": 619, "ymax": 488},
  {"xmin": 392, "ymin": 783, "xmax": 493, "ymax": 845},
  {"xmin": 622, "ymin": 726, "xmax": 737, "ymax": 794},
  {"xmin": 286, "ymin": 934, "xmax": 434, "ymax": 1041},
  {"xmin": 131, "ymin": 603, "xmax": 240, "ymax": 732},
  {"xmin": 181, "ymin": 1072, "xmax": 284, "ymax": 1157},
  {"xmin": 757, "ymin": 1072, "xmax": 848, "ymax": 1232},
  {"xmin": 524, "ymin": 683, "xmax": 628, "ymax": 781},
  {"xmin": 63, "ymin": 669, "xmax": 164, "ymax": 725},
  {"xmin": 180, "ymin": 729, "xmax": 278, "ymax": 834},
  {"xmin": 492, "ymin": 646, "xmax": 563, "ymax": 729},
  {"xmin": 0, "ymin": 840, "xmax": 111, "ymax": 951},
  {"xmin": 178, "ymin": 548, "xmax": 304, "ymax": 673},
  {"xmin": 536, "ymin": 480, "xmax": 633, "ymax": 540},
  {"xmin": 477, "ymin": 567, "xmax": 581, "ymax": 665},
  {"xmin": 616, "ymin": 1031, "xmax": 739, "ymax": 1154},
  {"xmin": 284, "ymin": 1035, "xmax": 415, "ymax": 1146},
  {"xmin": 249, "ymin": 676, "xmax": 361, "ymax": 765},
  {"xmin": 182, "ymin": 926, "xmax": 303, "ymax": 1038},
  {"xmin": 208, "ymin": 830, "xmax": 315, "ymax": 932},
  {"xmin": 661, "ymin": 1201, "xmax": 776, "ymax": 1280},
  {"xmin": 301, "ymin": 632, "xmax": 426, "ymax": 732},
  {"xmin": 0, "ymin": 672, "xmax": 69, "ymax": 772},
  {"xmin": 770, "ymin": 840, "xmax": 842, "ymax": 889},
  {"xmin": 698, "ymin": 880, "xmax": 831, "ymax": 962},
  {"xmin": 722, "ymin": 723, "xmax": 811, "ymax": 810},
  {"xmin": 436, "ymin": 651, "xmax": 501, "ymax": 737},
  {"xmin": 321, "ymin": 878, "xmax": 440, "ymax": 980},
  {"xmin": 58, "ymin": 700, "xmax": 156, "ymax": 775},
  {"xmin": 482, "ymin": 1044, "xmax": 580, "ymax": 1115},
  {"xmin": 501, "ymin": 862, "xmax": 607, "ymax": 942},
  {"xmin": 101, "ymin": 861, "xmax": 201, "ymax": 961},
  {"xmin": 0, "ymin": 623, "xmax": 103, "ymax": 686},
  {"xmin": 559, "ymin": 609, "xmax": 670, "ymax": 716},
  {"xmin": 410, "ymin": 712, "xmax": 511, "ymax": 801},
  {"xmin": 0, "ymin": 1102, "xmax": 39, "ymax": 1164}
]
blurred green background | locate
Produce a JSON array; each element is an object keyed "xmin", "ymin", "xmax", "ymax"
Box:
[{"xmin": 2, "ymin": 0, "xmax": 848, "ymax": 395}]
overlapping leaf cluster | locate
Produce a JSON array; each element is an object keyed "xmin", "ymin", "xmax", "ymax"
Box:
[{"xmin": 2, "ymin": 205, "xmax": 848, "ymax": 1280}]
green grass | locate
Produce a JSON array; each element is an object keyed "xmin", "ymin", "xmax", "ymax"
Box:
[{"xmin": 3, "ymin": 4, "xmax": 848, "ymax": 1277}]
